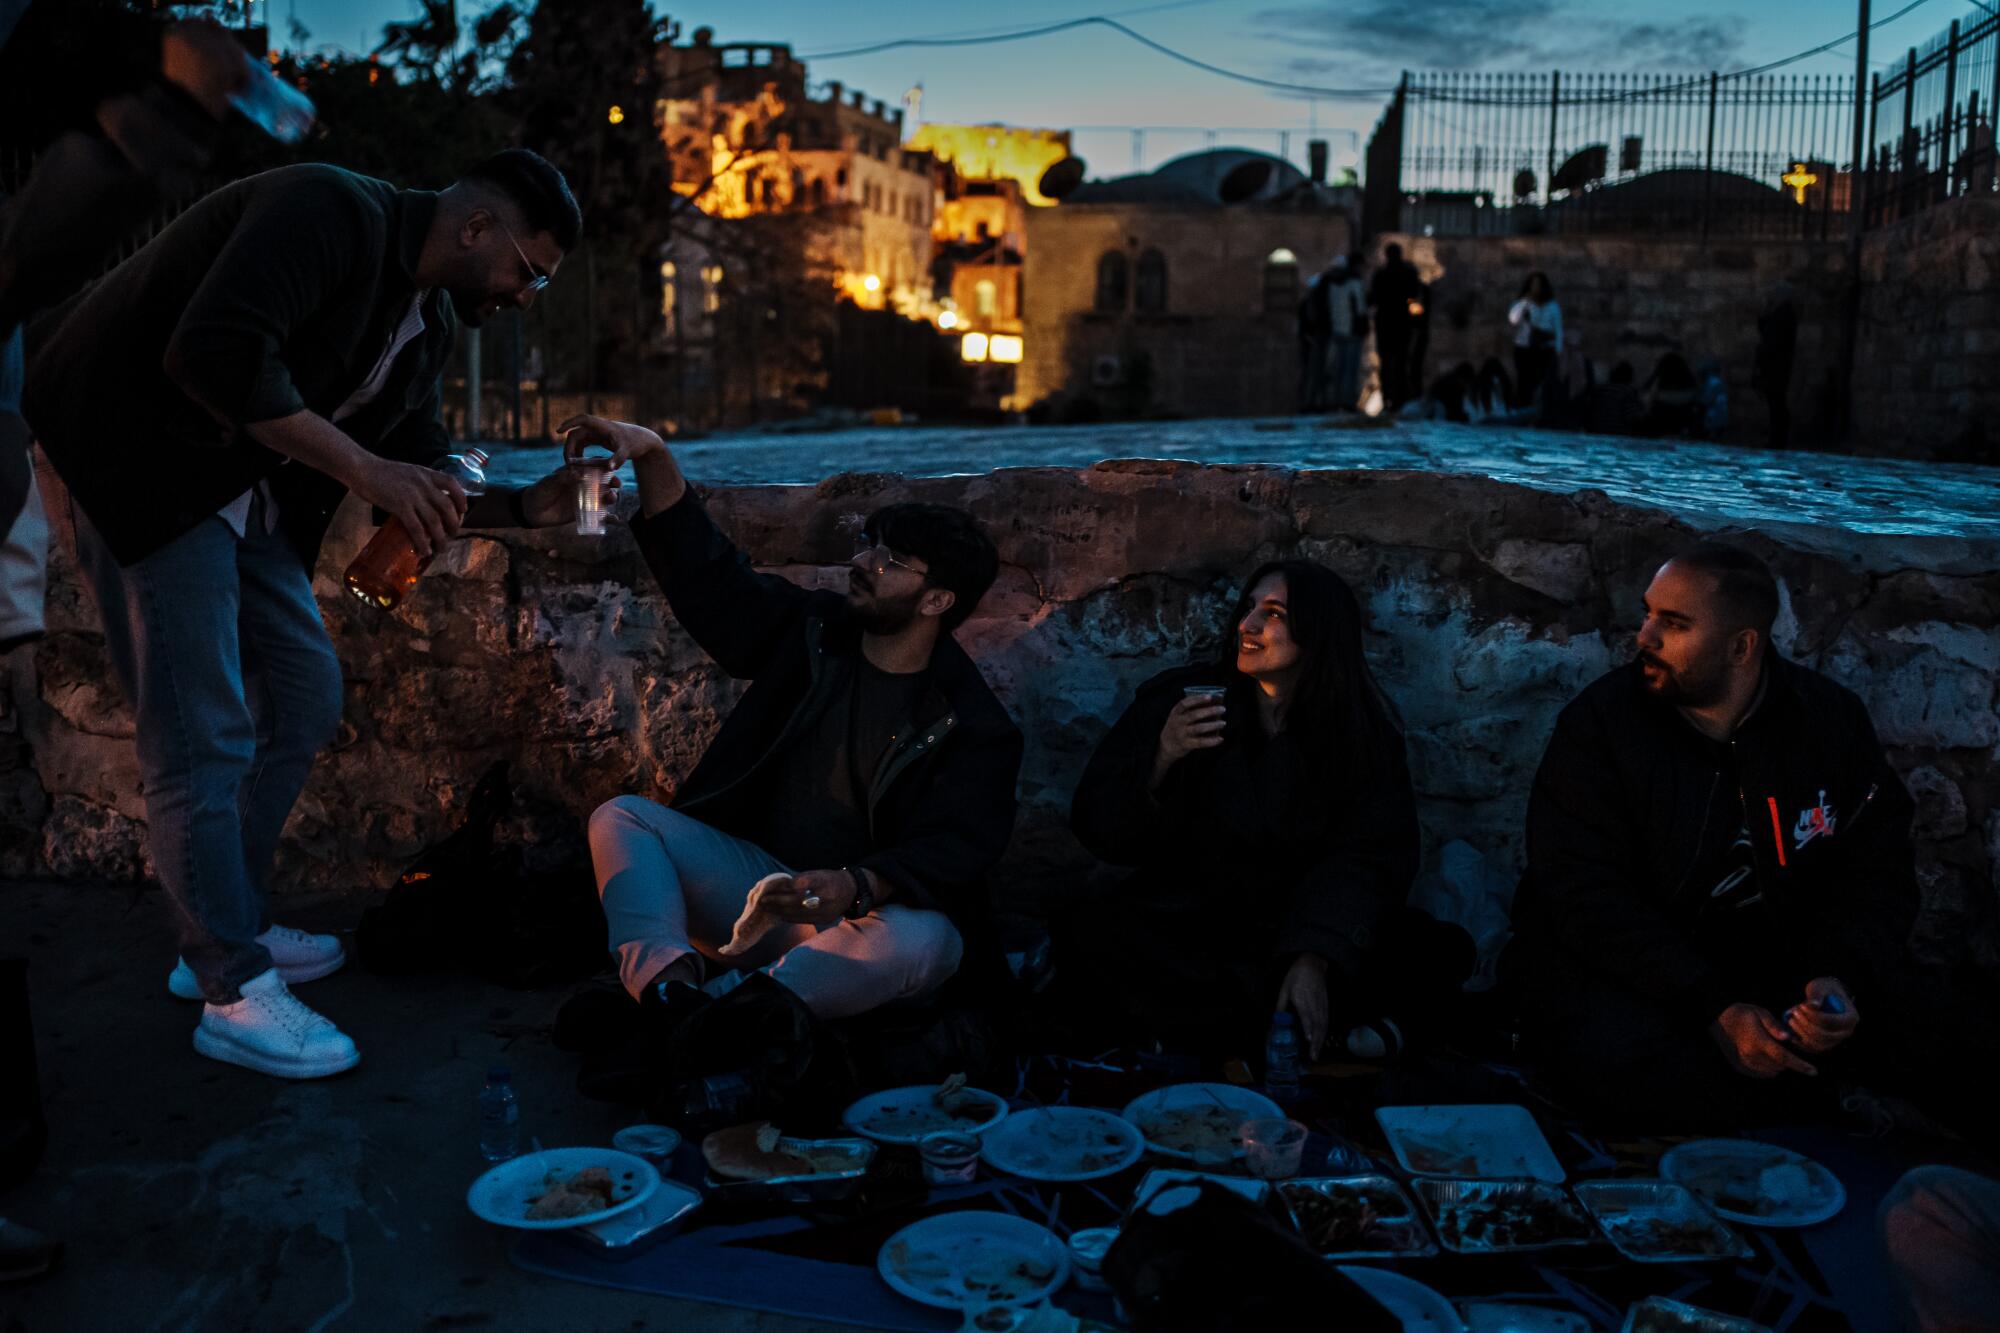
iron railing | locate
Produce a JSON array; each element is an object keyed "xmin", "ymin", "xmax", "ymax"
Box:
[
  {"xmin": 1368, "ymin": 70, "xmax": 1858, "ymax": 241},
  {"xmin": 1860, "ymin": 12, "xmax": 2000, "ymax": 227}
]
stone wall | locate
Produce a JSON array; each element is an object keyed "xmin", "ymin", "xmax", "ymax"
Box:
[
  {"xmin": 1851, "ymin": 197, "xmax": 2000, "ymax": 462},
  {"xmin": 1382, "ymin": 231, "xmax": 1851, "ymax": 447},
  {"xmin": 1019, "ymin": 203, "xmax": 1354, "ymax": 418},
  {"xmin": 5, "ymin": 464, "xmax": 1997, "ymax": 977}
]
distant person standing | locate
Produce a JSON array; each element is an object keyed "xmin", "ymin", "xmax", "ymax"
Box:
[
  {"xmin": 1368, "ymin": 243, "xmax": 1424, "ymax": 410},
  {"xmin": 1754, "ymin": 284, "xmax": 1799, "ymax": 450},
  {"xmin": 1323, "ymin": 256, "xmax": 1367, "ymax": 412},
  {"xmin": 1507, "ymin": 271, "xmax": 1562, "ymax": 409}
]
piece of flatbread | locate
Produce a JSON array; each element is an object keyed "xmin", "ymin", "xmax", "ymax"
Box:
[{"xmin": 718, "ymin": 872, "xmax": 793, "ymax": 957}]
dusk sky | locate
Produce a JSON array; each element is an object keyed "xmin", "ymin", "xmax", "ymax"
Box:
[{"xmin": 280, "ymin": 0, "xmax": 1974, "ymax": 178}]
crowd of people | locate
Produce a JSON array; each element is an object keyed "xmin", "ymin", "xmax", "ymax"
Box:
[{"xmin": 0, "ymin": 22, "xmax": 1992, "ymax": 1322}]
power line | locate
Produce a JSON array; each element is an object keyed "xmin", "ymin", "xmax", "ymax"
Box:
[{"xmin": 804, "ymin": 15, "xmax": 1397, "ymax": 100}]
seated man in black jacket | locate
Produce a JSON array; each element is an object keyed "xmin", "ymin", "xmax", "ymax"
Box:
[
  {"xmin": 563, "ymin": 414, "xmax": 1024, "ymax": 1024},
  {"xmin": 1509, "ymin": 541, "xmax": 1941, "ymax": 1129}
]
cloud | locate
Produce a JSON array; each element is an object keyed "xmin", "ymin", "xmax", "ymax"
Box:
[{"xmin": 1251, "ymin": 2, "xmax": 1750, "ymax": 76}]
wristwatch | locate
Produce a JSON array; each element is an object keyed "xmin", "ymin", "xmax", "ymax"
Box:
[{"xmin": 842, "ymin": 867, "xmax": 874, "ymax": 920}]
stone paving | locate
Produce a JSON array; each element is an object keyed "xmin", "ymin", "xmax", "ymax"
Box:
[{"xmin": 483, "ymin": 416, "xmax": 2000, "ymax": 540}]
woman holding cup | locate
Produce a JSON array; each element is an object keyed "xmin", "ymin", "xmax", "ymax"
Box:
[{"xmin": 1051, "ymin": 559, "xmax": 1473, "ymax": 1067}]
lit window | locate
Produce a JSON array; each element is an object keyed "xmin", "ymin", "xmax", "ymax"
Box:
[
  {"xmin": 659, "ymin": 260, "xmax": 678, "ymax": 335},
  {"xmin": 974, "ymin": 280, "xmax": 998, "ymax": 318},
  {"xmin": 961, "ymin": 331, "xmax": 990, "ymax": 362},
  {"xmin": 988, "ymin": 334, "xmax": 1023, "ymax": 363},
  {"xmin": 1262, "ymin": 248, "xmax": 1299, "ymax": 313},
  {"xmin": 702, "ymin": 264, "xmax": 724, "ymax": 313}
]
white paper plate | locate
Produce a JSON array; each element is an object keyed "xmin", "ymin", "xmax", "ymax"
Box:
[
  {"xmin": 467, "ymin": 1147, "xmax": 659, "ymax": 1231},
  {"xmin": 979, "ymin": 1106, "xmax": 1146, "ymax": 1182},
  {"xmin": 878, "ymin": 1212, "xmax": 1070, "ymax": 1310},
  {"xmin": 1339, "ymin": 1266, "xmax": 1467, "ymax": 1333},
  {"xmin": 1120, "ymin": 1083, "xmax": 1285, "ymax": 1163},
  {"xmin": 842, "ymin": 1085, "xmax": 1011, "ymax": 1145},
  {"xmin": 1660, "ymin": 1139, "xmax": 1846, "ymax": 1228},
  {"xmin": 1375, "ymin": 1104, "xmax": 1566, "ymax": 1183}
]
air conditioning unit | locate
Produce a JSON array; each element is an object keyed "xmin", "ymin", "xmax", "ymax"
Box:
[{"xmin": 1092, "ymin": 354, "xmax": 1123, "ymax": 387}]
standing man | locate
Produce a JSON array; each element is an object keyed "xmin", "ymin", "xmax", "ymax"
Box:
[
  {"xmin": 1368, "ymin": 243, "xmax": 1423, "ymax": 411},
  {"xmin": 24, "ymin": 149, "xmax": 586, "ymax": 1078},
  {"xmin": 1505, "ymin": 542, "xmax": 1963, "ymax": 1130}
]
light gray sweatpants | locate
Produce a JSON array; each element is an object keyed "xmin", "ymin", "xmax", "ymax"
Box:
[{"xmin": 587, "ymin": 794, "xmax": 963, "ymax": 1020}]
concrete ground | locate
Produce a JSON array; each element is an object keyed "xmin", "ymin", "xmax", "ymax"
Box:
[{"xmin": 0, "ymin": 879, "xmax": 875, "ymax": 1333}]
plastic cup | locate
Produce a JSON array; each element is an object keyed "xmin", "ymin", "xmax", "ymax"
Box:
[
  {"xmin": 1068, "ymin": 1226, "xmax": 1119, "ymax": 1293},
  {"xmin": 611, "ymin": 1123, "xmax": 682, "ymax": 1166},
  {"xmin": 1240, "ymin": 1117, "xmax": 1308, "ymax": 1180},
  {"xmin": 1182, "ymin": 685, "xmax": 1227, "ymax": 700},
  {"xmin": 572, "ymin": 458, "xmax": 612, "ymax": 535},
  {"xmin": 919, "ymin": 1131, "xmax": 981, "ymax": 1186}
]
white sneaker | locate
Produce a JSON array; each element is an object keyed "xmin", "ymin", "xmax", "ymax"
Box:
[
  {"xmin": 167, "ymin": 924, "xmax": 346, "ymax": 1000},
  {"xmin": 192, "ymin": 968, "xmax": 360, "ymax": 1079}
]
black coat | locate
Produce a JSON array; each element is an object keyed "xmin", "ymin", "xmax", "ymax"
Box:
[
  {"xmin": 628, "ymin": 490, "xmax": 1025, "ymax": 1000},
  {"xmin": 1069, "ymin": 663, "xmax": 1421, "ymax": 978},
  {"xmin": 26, "ymin": 164, "xmax": 457, "ymax": 566},
  {"xmin": 1513, "ymin": 654, "xmax": 1918, "ymax": 1024}
]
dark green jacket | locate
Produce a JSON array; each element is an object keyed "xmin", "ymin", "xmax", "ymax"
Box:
[{"xmin": 25, "ymin": 163, "xmax": 456, "ymax": 566}]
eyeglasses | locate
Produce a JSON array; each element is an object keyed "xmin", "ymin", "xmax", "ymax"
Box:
[
  {"xmin": 852, "ymin": 538, "xmax": 927, "ymax": 580},
  {"xmin": 496, "ymin": 218, "xmax": 551, "ymax": 294}
]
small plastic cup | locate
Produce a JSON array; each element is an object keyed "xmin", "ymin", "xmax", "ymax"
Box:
[
  {"xmin": 1182, "ymin": 685, "xmax": 1228, "ymax": 701},
  {"xmin": 919, "ymin": 1131, "xmax": 981, "ymax": 1186},
  {"xmin": 572, "ymin": 458, "xmax": 612, "ymax": 536},
  {"xmin": 1240, "ymin": 1117, "xmax": 1308, "ymax": 1180},
  {"xmin": 611, "ymin": 1123, "xmax": 682, "ymax": 1166},
  {"xmin": 1068, "ymin": 1226, "xmax": 1119, "ymax": 1293}
]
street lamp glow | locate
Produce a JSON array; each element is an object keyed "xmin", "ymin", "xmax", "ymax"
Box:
[
  {"xmin": 938, "ymin": 310, "xmax": 959, "ymax": 330},
  {"xmin": 863, "ymin": 274, "xmax": 882, "ymax": 293},
  {"xmin": 960, "ymin": 332, "xmax": 990, "ymax": 363},
  {"xmin": 608, "ymin": 105, "xmax": 626, "ymax": 125}
]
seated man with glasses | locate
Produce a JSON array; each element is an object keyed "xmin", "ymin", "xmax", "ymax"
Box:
[{"xmin": 558, "ymin": 414, "xmax": 1024, "ymax": 1027}]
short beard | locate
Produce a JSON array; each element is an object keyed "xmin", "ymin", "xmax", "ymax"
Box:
[
  {"xmin": 1638, "ymin": 651, "xmax": 1728, "ymax": 708},
  {"xmin": 850, "ymin": 587, "xmax": 925, "ymax": 634}
]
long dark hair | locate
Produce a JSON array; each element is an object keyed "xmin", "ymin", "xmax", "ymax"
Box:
[{"xmin": 1218, "ymin": 559, "xmax": 1403, "ymax": 779}]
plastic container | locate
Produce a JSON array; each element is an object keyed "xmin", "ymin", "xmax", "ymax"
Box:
[
  {"xmin": 1068, "ymin": 1226, "xmax": 1119, "ymax": 1293},
  {"xmin": 1240, "ymin": 1117, "xmax": 1308, "ymax": 1180},
  {"xmin": 343, "ymin": 449, "xmax": 488, "ymax": 610},
  {"xmin": 572, "ymin": 458, "xmax": 612, "ymax": 536},
  {"xmin": 919, "ymin": 1131, "xmax": 981, "ymax": 1186},
  {"xmin": 477, "ymin": 1066, "xmax": 520, "ymax": 1163},
  {"xmin": 610, "ymin": 1124, "xmax": 682, "ymax": 1168},
  {"xmin": 1263, "ymin": 1013, "xmax": 1301, "ymax": 1103}
]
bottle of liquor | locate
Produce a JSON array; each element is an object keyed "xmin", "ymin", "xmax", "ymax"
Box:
[{"xmin": 343, "ymin": 449, "xmax": 488, "ymax": 610}]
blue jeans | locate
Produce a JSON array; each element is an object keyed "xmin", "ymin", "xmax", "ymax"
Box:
[{"xmin": 72, "ymin": 504, "xmax": 343, "ymax": 1003}]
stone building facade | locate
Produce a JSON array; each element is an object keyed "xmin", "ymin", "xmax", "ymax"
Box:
[{"xmin": 1018, "ymin": 201, "xmax": 1354, "ymax": 418}]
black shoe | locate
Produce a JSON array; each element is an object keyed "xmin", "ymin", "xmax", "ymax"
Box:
[
  {"xmin": 575, "ymin": 981, "xmax": 710, "ymax": 1104},
  {"xmin": 552, "ymin": 980, "xmax": 641, "ymax": 1055}
]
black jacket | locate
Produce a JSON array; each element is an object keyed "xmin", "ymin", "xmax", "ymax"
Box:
[
  {"xmin": 1514, "ymin": 654, "xmax": 1918, "ymax": 1023},
  {"xmin": 25, "ymin": 164, "xmax": 456, "ymax": 566},
  {"xmin": 1070, "ymin": 663, "xmax": 1421, "ymax": 977},
  {"xmin": 628, "ymin": 490, "xmax": 1025, "ymax": 999}
]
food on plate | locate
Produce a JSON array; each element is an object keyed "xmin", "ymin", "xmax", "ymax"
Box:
[
  {"xmin": 1599, "ymin": 1213, "xmax": 1738, "ymax": 1257},
  {"xmin": 1280, "ymin": 1181, "xmax": 1416, "ymax": 1252},
  {"xmin": 883, "ymin": 1237, "xmax": 1059, "ymax": 1303},
  {"xmin": 1674, "ymin": 1154, "xmax": 1833, "ymax": 1218},
  {"xmin": 996, "ymin": 1114, "xmax": 1136, "ymax": 1175},
  {"xmin": 1431, "ymin": 1191, "xmax": 1592, "ymax": 1250},
  {"xmin": 1393, "ymin": 1132, "xmax": 1484, "ymax": 1177},
  {"xmin": 853, "ymin": 1084, "xmax": 999, "ymax": 1138},
  {"xmin": 525, "ymin": 1165, "xmax": 618, "ymax": 1220},
  {"xmin": 702, "ymin": 1122, "xmax": 858, "ymax": 1181},
  {"xmin": 1134, "ymin": 1104, "xmax": 1248, "ymax": 1155}
]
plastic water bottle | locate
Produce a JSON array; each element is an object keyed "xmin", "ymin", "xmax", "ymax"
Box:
[
  {"xmin": 228, "ymin": 61, "xmax": 317, "ymax": 143},
  {"xmin": 1264, "ymin": 1013, "xmax": 1301, "ymax": 1103},
  {"xmin": 478, "ymin": 1066, "xmax": 521, "ymax": 1162},
  {"xmin": 343, "ymin": 449, "xmax": 489, "ymax": 609}
]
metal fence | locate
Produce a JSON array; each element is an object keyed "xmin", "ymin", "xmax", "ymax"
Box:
[
  {"xmin": 1860, "ymin": 11, "xmax": 2000, "ymax": 227},
  {"xmin": 1369, "ymin": 70, "xmax": 1858, "ymax": 241}
]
